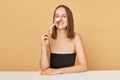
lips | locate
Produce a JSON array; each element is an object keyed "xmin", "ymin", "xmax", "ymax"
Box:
[{"xmin": 58, "ymin": 22, "xmax": 64, "ymax": 25}]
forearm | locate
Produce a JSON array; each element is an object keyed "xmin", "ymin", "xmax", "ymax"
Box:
[
  {"xmin": 40, "ymin": 45, "xmax": 50, "ymax": 71},
  {"xmin": 60, "ymin": 64, "xmax": 87, "ymax": 74}
]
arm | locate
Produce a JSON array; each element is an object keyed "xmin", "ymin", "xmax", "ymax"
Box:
[
  {"xmin": 59, "ymin": 34, "xmax": 87, "ymax": 74},
  {"xmin": 40, "ymin": 45, "xmax": 50, "ymax": 71},
  {"xmin": 40, "ymin": 31, "xmax": 50, "ymax": 71}
]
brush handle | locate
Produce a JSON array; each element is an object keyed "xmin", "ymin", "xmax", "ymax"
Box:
[{"xmin": 48, "ymin": 22, "xmax": 56, "ymax": 31}]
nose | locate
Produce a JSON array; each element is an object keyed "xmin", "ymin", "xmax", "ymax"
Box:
[
  {"xmin": 57, "ymin": 17, "xmax": 62, "ymax": 22},
  {"xmin": 56, "ymin": 18, "xmax": 60, "ymax": 22},
  {"xmin": 59, "ymin": 17, "xmax": 63, "ymax": 21}
]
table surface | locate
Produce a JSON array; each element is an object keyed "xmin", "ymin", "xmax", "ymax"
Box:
[{"xmin": 0, "ymin": 70, "xmax": 120, "ymax": 80}]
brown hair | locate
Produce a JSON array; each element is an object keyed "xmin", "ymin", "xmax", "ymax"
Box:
[{"xmin": 51, "ymin": 5, "xmax": 75, "ymax": 39}]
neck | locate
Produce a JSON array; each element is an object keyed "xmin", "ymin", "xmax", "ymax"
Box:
[{"xmin": 57, "ymin": 29, "xmax": 67, "ymax": 40}]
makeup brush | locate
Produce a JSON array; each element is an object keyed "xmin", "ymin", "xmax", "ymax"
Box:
[{"xmin": 48, "ymin": 18, "xmax": 60, "ymax": 31}]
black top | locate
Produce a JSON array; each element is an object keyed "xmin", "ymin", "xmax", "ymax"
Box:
[{"xmin": 50, "ymin": 53, "xmax": 76, "ymax": 68}]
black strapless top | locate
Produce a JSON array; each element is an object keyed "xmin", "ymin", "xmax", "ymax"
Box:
[{"xmin": 50, "ymin": 53, "xmax": 76, "ymax": 68}]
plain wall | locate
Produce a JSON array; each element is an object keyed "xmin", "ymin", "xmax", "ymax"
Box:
[{"xmin": 0, "ymin": 0, "xmax": 120, "ymax": 71}]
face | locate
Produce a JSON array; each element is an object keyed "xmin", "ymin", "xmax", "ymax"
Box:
[{"xmin": 54, "ymin": 7, "xmax": 68, "ymax": 30}]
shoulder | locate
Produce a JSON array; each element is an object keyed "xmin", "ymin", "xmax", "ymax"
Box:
[
  {"xmin": 74, "ymin": 33, "xmax": 82, "ymax": 41},
  {"xmin": 73, "ymin": 33, "xmax": 83, "ymax": 46}
]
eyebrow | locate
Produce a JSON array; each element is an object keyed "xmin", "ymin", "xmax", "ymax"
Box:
[{"xmin": 55, "ymin": 14, "xmax": 67, "ymax": 16}]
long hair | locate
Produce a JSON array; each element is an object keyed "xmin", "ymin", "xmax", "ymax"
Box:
[{"xmin": 51, "ymin": 5, "xmax": 75, "ymax": 39}]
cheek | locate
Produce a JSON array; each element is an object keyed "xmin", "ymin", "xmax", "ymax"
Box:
[
  {"xmin": 65, "ymin": 19, "xmax": 68, "ymax": 25},
  {"xmin": 63, "ymin": 18, "xmax": 67, "ymax": 23}
]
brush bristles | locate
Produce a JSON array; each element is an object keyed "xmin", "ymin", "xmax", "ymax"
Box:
[{"xmin": 56, "ymin": 18, "xmax": 60, "ymax": 22}]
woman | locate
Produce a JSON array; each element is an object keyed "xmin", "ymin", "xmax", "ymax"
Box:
[{"xmin": 40, "ymin": 5, "xmax": 87, "ymax": 75}]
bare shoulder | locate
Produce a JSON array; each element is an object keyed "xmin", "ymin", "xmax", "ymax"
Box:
[{"xmin": 74, "ymin": 33, "xmax": 82, "ymax": 42}]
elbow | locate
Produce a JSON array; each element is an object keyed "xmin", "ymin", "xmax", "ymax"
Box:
[
  {"xmin": 40, "ymin": 66, "xmax": 45, "ymax": 71},
  {"xmin": 41, "ymin": 68, "xmax": 47, "ymax": 72},
  {"xmin": 39, "ymin": 61, "xmax": 49, "ymax": 71},
  {"xmin": 40, "ymin": 66, "xmax": 49, "ymax": 71},
  {"xmin": 40, "ymin": 64, "xmax": 50, "ymax": 71},
  {"xmin": 82, "ymin": 64, "xmax": 88, "ymax": 72},
  {"xmin": 78, "ymin": 64, "xmax": 88, "ymax": 72},
  {"xmin": 84, "ymin": 66, "xmax": 88, "ymax": 72}
]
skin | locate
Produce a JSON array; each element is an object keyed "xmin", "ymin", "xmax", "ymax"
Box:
[{"xmin": 40, "ymin": 7, "xmax": 87, "ymax": 75}]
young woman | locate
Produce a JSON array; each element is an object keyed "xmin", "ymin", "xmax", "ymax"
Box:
[{"xmin": 40, "ymin": 5, "xmax": 87, "ymax": 75}]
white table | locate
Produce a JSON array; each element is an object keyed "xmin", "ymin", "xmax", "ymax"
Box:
[{"xmin": 0, "ymin": 70, "xmax": 120, "ymax": 80}]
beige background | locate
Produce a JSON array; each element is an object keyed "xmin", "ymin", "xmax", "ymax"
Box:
[{"xmin": 0, "ymin": 0, "xmax": 120, "ymax": 71}]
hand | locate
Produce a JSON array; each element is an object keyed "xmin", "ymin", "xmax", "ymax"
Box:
[
  {"xmin": 41, "ymin": 68, "xmax": 62, "ymax": 75},
  {"xmin": 41, "ymin": 30, "xmax": 51, "ymax": 46}
]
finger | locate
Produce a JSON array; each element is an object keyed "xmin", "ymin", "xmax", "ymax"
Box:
[
  {"xmin": 42, "ymin": 34, "xmax": 48, "ymax": 38},
  {"xmin": 42, "ymin": 36, "xmax": 49, "ymax": 40},
  {"xmin": 42, "ymin": 33, "xmax": 50, "ymax": 38},
  {"xmin": 43, "ymin": 34, "xmax": 49, "ymax": 37}
]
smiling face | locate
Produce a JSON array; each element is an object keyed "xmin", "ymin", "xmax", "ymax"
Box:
[
  {"xmin": 54, "ymin": 7, "xmax": 68, "ymax": 30},
  {"xmin": 52, "ymin": 5, "xmax": 75, "ymax": 39}
]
